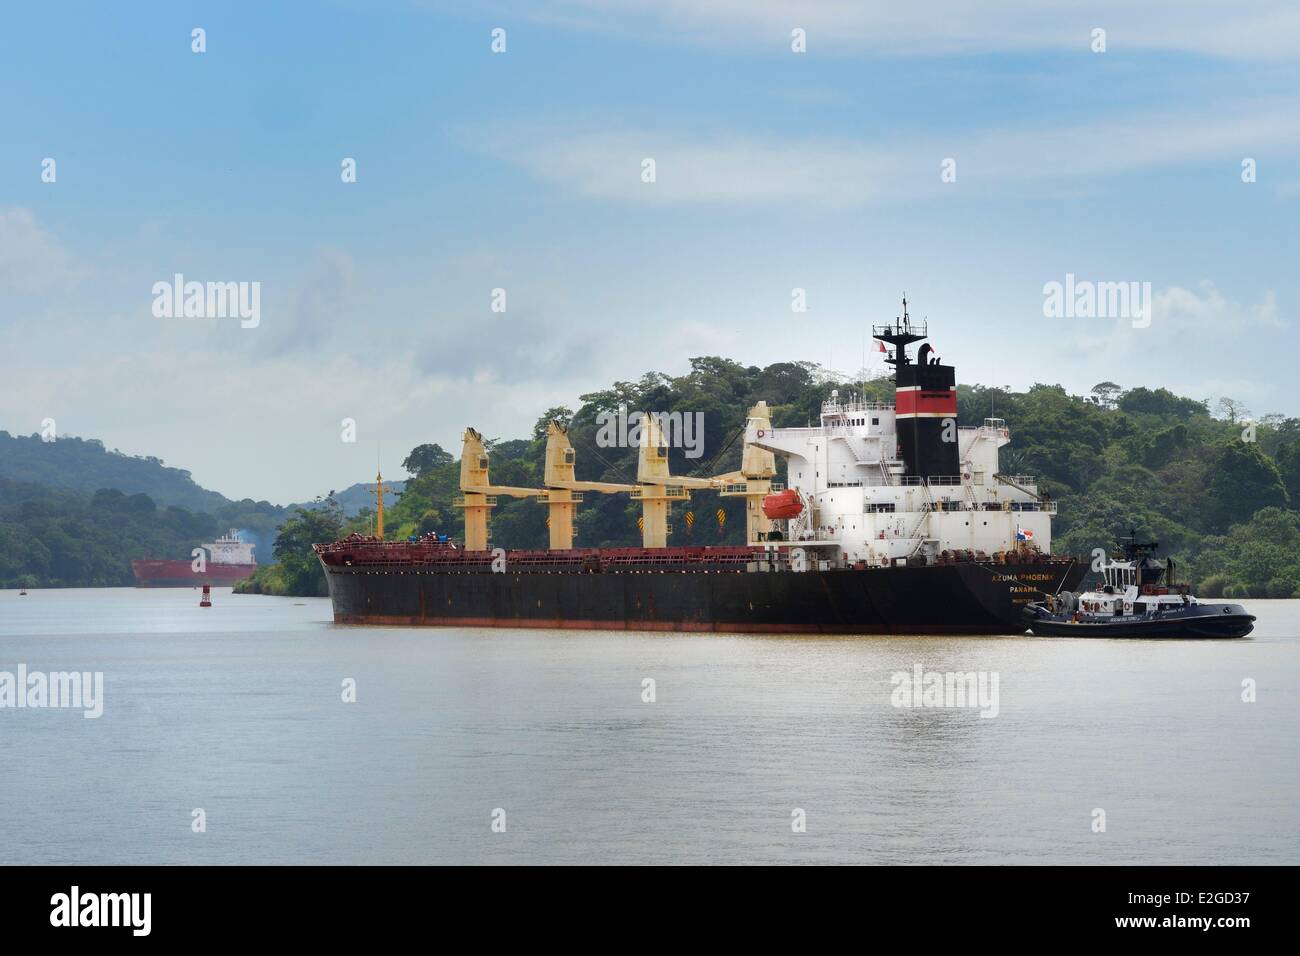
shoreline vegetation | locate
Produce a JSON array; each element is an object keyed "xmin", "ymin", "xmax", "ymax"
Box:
[{"xmin": 5, "ymin": 360, "xmax": 1300, "ymax": 600}]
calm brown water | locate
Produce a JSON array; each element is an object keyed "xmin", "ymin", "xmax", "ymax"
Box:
[{"xmin": 1, "ymin": 587, "xmax": 1296, "ymax": 864}]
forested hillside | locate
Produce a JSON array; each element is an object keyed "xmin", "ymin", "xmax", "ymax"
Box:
[
  {"xmin": 0, "ymin": 431, "xmax": 229, "ymax": 511},
  {"xmin": 8, "ymin": 357, "xmax": 1300, "ymax": 598},
  {"xmin": 0, "ymin": 477, "xmax": 286, "ymax": 588}
]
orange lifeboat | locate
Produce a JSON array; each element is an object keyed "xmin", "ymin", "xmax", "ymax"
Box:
[{"xmin": 762, "ymin": 489, "xmax": 803, "ymax": 520}]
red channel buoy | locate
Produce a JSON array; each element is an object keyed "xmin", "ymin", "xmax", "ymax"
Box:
[{"xmin": 199, "ymin": 584, "xmax": 212, "ymax": 608}]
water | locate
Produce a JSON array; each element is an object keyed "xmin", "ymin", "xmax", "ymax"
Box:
[{"xmin": 1, "ymin": 587, "xmax": 1296, "ymax": 865}]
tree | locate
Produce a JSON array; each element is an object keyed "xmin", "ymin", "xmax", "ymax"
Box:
[
  {"xmin": 1215, "ymin": 397, "xmax": 1251, "ymax": 424},
  {"xmin": 270, "ymin": 498, "xmax": 345, "ymax": 596},
  {"xmin": 1204, "ymin": 442, "xmax": 1288, "ymax": 532},
  {"xmin": 402, "ymin": 443, "xmax": 453, "ymax": 478},
  {"xmin": 1090, "ymin": 381, "xmax": 1121, "ymax": 409},
  {"xmin": 1276, "ymin": 440, "xmax": 1300, "ymax": 505},
  {"xmin": 533, "ymin": 407, "xmax": 573, "ymax": 440},
  {"xmin": 1119, "ymin": 387, "xmax": 1207, "ymax": 420}
]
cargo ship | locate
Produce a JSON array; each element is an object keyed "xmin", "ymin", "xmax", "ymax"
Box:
[
  {"xmin": 316, "ymin": 300, "xmax": 1086, "ymax": 633},
  {"xmin": 131, "ymin": 529, "xmax": 257, "ymax": 587}
]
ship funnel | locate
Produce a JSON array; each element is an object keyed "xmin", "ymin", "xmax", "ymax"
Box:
[{"xmin": 874, "ymin": 299, "xmax": 959, "ymax": 480}]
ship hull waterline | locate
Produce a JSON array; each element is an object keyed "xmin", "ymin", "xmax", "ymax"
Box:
[{"xmin": 320, "ymin": 559, "xmax": 1086, "ymax": 635}]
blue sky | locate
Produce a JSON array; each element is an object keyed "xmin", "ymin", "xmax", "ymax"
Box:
[{"xmin": 2, "ymin": 1, "xmax": 1298, "ymax": 501}]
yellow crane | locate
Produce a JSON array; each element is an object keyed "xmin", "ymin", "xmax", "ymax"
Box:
[
  {"xmin": 453, "ymin": 427, "xmax": 545, "ymax": 551},
  {"xmin": 541, "ymin": 421, "xmax": 636, "ymax": 550},
  {"xmin": 455, "ymin": 405, "xmax": 781, "ymax": 551},
  {"xmin": 634, "ymin": 414, "xmax": 723, "ymax": 548},
  {"xmin": 713, "ymin": 401, "xmax": 778, "ymax": 544}
]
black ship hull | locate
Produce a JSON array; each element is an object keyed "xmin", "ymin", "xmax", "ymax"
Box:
[
  {"xmin": 320, "ymin": 558, "xmax": 1086, "ymax": 634},
  {"xmin": 1023, "ymin": 603, "xmax": 1255, "ymax": 639}
]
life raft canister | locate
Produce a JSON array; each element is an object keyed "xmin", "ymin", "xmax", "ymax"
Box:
[{"xmin": 761, "ymin": 488, "xmax": 803, "ymax": 520}]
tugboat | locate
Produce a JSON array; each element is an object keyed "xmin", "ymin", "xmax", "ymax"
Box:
[{"xmin": 1023, "ymin": 537, "xmax": 1254, "ymax": 638}]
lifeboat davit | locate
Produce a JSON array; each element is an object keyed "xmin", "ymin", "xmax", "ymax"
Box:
[{"xmin": 762, "ymin": 489, "xmax": 803, "ymax": 520}]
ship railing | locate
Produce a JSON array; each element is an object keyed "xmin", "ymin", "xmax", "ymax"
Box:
[
  {"xmin": 763, "ymin": 426, "xmax": 817, "ymax": 439},
  {"xmin": 720, "ymin": 479, "xmax": 785, "ymax": 494},
  {"xmin": 452, "ymin": 494, "xmax": 498, "ymax": 507},
  {"xmin": 765, "ymin": 424, "xmax": 882, "ymax": 440},
  {"xmin": 629, "ymin": 486, "xmax": 689, "ymax": 500},
  {"xmin": 926, "ymin": 475, "xmax": 964, "ymax": 487},
  {"xmin": 820, "ymin": 400, "xmax": 895, "ymax": 415},
  {"xmin": 1005, "ymin": 500, "xmax": 1056, "ymax": 514},
  {"xmin": 538, "ymin": 490, "xmax": 585, "ymax": 503}
]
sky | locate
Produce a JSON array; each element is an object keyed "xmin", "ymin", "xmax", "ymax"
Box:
[{"xmin": 2, "ymin": 1, "xmax": 1298, "ymax": 503}]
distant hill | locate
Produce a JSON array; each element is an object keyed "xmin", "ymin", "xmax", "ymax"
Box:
[
  {"xmin": 292, "ymin": 481, "xmax": 407, "ymax": 518},
  {"xmin": 0, "ymin": 430, "xmax": 296, "ymax": 585},
  {"xmin": 0, "ymin": 431, "xmax": 229, "ymax": 512}
]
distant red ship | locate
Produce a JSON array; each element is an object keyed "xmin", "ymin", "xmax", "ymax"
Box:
[{"xmin": 131, "ymin": 529, "xmax": 257, "ymax": 587}]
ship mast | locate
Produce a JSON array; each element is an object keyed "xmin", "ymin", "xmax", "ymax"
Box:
[
  {"xmin": 871, "ymin": 294, "xmax": 928, "ymax": 369},
  {"xmin": 375, "ymin": 470, "xmax": 385, "ymax": 541}
]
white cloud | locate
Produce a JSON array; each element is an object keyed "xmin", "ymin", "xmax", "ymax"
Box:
[
  {"xmin": 0, "ymin": 207, "xmax": 78, "ymax": 298},
  {"xmin": 475, "ymin": 97, "xmax": 1300, "ymax": 206},
  {"xmin": 1155, "ymin": 282, "xmax": 1283, "ymax": 331},
  {"xmin": 497, "ymin": 1, "xmax": 1300, "ymax": 59}
]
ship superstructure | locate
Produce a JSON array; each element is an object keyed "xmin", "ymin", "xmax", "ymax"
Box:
[
  {"xmin": 751, "ymin": 300, "xmax": 1053, "ymax": 567},
  {"xmin": 204, "ymin": 529, "xmax": 257, "ymax": 566},
  {"xmin": 131, "ymin": 528, "xmax": 257, "ymax": 587}
]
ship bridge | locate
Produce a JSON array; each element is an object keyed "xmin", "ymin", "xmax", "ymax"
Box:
[{"xmin": 743, "ymin": 299, "xmax": 1054, "ymax": 566}]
